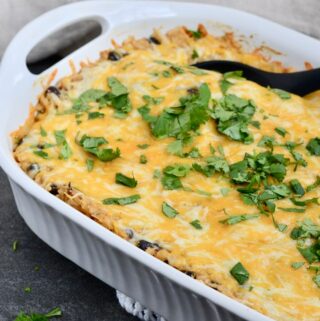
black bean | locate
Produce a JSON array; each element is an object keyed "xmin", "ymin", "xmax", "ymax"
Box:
[
  {"xmin": 187, "ymin": 87, "xmax": 199, "ymax": 95},
  {"xmin": 149, "ymin": 36, "xmax": 161, "ymax": 45},
  {"xmin": 182, "ymin": 270, "xmax": 195, "ymax": 277},
  {"xmin": 45, "ymin": 86, "xmax": 61, "ymax": 96},
  {"xmin": 108, "ymin": 51, "xmax": 121, "ymax": 61},
  {"xmin": 49, "ymin": 184, "xmax": 59, "ymax": 196},
  {"xmin": 137, "ymin": 240, "xmax": 160, "ymax": 251},
  {"xmin": 27, "ymin": 163, "xmax": 40, "ymax": 172},
  {"xmin": 125, "ymin": 228, "xmax": 134, "ymax": 239}
]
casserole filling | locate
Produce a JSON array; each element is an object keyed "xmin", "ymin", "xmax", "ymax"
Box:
[{"xmin": 13, "ymin": 25, "xmax": 320, "ymax": 321}]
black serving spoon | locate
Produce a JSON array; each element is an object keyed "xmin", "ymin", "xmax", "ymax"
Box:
[{"xmin": 193, "ymin": 60, "xmax": 320, "ymax": 96}]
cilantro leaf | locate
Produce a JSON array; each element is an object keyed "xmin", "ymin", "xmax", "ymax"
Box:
[
  {"xmin": 139, "ymin": 83, "xmax": 211, "ymax": 140},
  {"xmin": 306, "ymin": 137, "xmax": 320, "ymax": 156},
  {"xmin": 291, "ymin": 262, "xmax": 304, "ymax": 269},
  {"xmin": 162, "ymin": 202, "xmax": 179, "ymax": 218},
  {"xmin": 230, "ymin": 262, "xmax": 249, "ymax": 285},
  {"xmin": 275, "ymin": 127, "xmax": 287, "ymax": 137},
  {"xmin": 106, "ymin": 77, "xmax": 132, "ymax": 117},
  {"xmin": 79, "ymin": 134, "xmax": 120, "ymax": 162},
  {"xmin": 33, "ymin": 150, "xmax": 49, "ymax": 159},
  {"xmin": 270, "ymin": 88, "xmax": 291, "ymax": 100},
  {"xmin": 289, "ymin": 179, "xmax": 305, "ymax": 196},
  {"xmin": 88, "ymin": 112, "xmax": 104, "ymax": 120},
  {"xmin": 306, "ymin": 176, "xmax": 320, "ymax": 192},
  {"xmin": 190, "ymin": 219, "xmax": 203, "ymax": 230},
  {"xmin": 14, "ymin": 307, "xmax": 62, "ymax": 321},
  {"xmin": 115, "ymin": 173, "xmax": 137, "ymax": 188},
  {"xmin": 40, "ymin": 127, "xmax": 47, "ymax": 137},
  {"xmin": 193, "ymin": 155, "xmax": 229, "ymax": 177},
  {"xmin": 86, "ymin": 159, "xmax": 94, "ymax": 172},
  {"xmin": 139, "ymin": 154, "xmax": 147, "ymax": 164},
  {"xmin": 102, "ymin": 194, "xmax": 140, "ymax": 205},
  {"xmin": 219, "ymin": 70, "xmax": 244, "ymax": 94},
  {"xmin": 69, "ymin": 89, "xmax": 107, "ymax": 113},
  {"xmin": 220, "ymin": 214, "xmax": 259, "ymax": 225},
  {"xmin": 211, "ymin": 94, "xmax": 256, "ymax": 144}
]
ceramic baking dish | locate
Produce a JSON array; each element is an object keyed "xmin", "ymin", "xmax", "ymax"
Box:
[{"xmin": 1, "ymin": 2, "xmax": 320, "ymax": 321}]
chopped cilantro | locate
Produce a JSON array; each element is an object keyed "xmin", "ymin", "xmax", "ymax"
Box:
[
  {"xmin": 139, "ymin": 154, "xmax": 147, "ymax": 164},
  {"xmin": 115, "ymin": 173, "xmax": 137, "ymax": 188},
  {"xmin": 220, "ymin": 188, "xmax": 230, "ymax": 196},
  {"xmin": 163, "ymin": 164, "xmax": 190, "ymax": 177},
  {"xmin": 106, "ymin": 77, "xmax": 132, "ymax": 117},
  {"xmin": 88, "ymin": 111, "xmax": 104, "ymax": 120},
  {"xmin": 14, "ymin": 307, "xmax": 62, "ymax": 321},
  {"xmin": 191, "ymin": 49, "xmax": 199, "ymax": 59},
  {"xmin": 275, "ymin": 127, "xmax": 287, "ymax": 137},
  {"xmin": 153, "ymin": 169, "xmax": 161, "ymax": 179},
  {"xmin": 306, "ymin": 137, "xmax": 320, "ymax": 156},
  {"xmin": 258, "ymin": 135, "xmax": 277, "ymax": 151},
  {"xmin": 154, "ymin": 60, "xmax": 184, "ymax": 74},
  {"xmin": 290, "ymin": 197, "xmax": 319, "ymax": 207},
  {"xmin": 219, "ymin": 70, "xmax": 244, "ymax": 94},
  {"xmin": 220, "ymin": 213, "xmax": 259, "ymax": 225},
  {"xmin": 162, "ymin": 70, "xmax": 171, "ymax": 78},
  {"xmin": 278, "ymin": 207, "xmax": 305, "ymax": 213},
  {"xmin": 211, "ymin": 94, "xmax": 256, "ymax": 144},
  {"xmin": 40, "ymin": 127, "xmax": 47, "ymax": 137},
  {"xmin": 33, "ymin": 150, "xmax": 49, "ymax": 159},
  {"xmin": 190, "ymin": 219, "xmax": 202, "ymax": 230},
  {"xmin": 139, "ymin": 83, "xmax": 210, "ymax": 140},
  {"xmin": 69, "ymin": 89, "xmax": 106, "ymax": 113},
  {"xmin": 193, "ymin": 155, "xmax": 229, "ymax": 177},
  {"xmin": 54, "ymin": 130, "xmax": 67, "ymax": 145},
  {"xmin": 187, "ymin": 29, "xmax": 203, "ymax": 39},
  {"xmin": 102, "ymin": 194, "xmax": 140, "ymax": 205},
  {"xmin": 291, "ymin": 262, "xmax": 304, "ymax": 269},
  {"xmin": 230, "ymin": 262, "xmax": 249, "ymax": 285},
  {"xmin": 12, "ymin": 240, "xmax": 19, "ymax": 252},
  {"xmin": 79, "ymin": 134, "xmax": 120, "ymax": 162},
  {"xmin": 86, "ymin": 159, "xmax": 94, "ymax": 172},
  {"xmin": 137, "ymin": 144, "xmax": 149, "ymax": 149},
  {"xmin": 270, "ymin": 88, "xmax": 291, "ymax": 100},
  {"xmin": 306, "ymin": 176, "xmax": 320, "ymax": 192},
  {"xmin": 162, "ymin": 202, "xmax": 179, "ymax": 218},
  {"xmin": 289, "ymin": 179, "xmax": 305, "ymax": 196},
  {"xmin": 142, "ymin": 95, "xmax": 164, "ymax": 105},
  {"xmin": 313, "ymin": 275, "xmax": 320, "ymax": 288}
]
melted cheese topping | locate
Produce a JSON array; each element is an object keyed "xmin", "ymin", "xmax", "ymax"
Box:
[{"xmin": 13, "ymin": 27, "xmax": 320, "ymax": 321}]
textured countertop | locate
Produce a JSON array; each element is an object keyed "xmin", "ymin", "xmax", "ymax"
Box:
[{"xmin": 0, "ymin": 1, "xmax": 319, "ymax": 321}]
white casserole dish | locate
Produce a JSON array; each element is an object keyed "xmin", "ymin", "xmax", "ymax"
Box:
[{"xmin": 1, "ymin": 2, "xmax": 320, "ymax": 321}]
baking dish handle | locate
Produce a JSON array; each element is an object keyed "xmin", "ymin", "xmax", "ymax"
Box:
[{"xmin": 0, "ymin": 2, "xmax": 110, "ymax": 80}]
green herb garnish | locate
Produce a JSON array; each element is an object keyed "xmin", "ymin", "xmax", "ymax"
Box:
[
  {"xmin": 115, "ymin": 173, "xmax": 137, "ymax": 188},
  {"xmin": 79, "ymin": 134, "xmax": 120, "ymax": 162},
  {"xmin": 306, "ymin": 137, "xmax": 320, "ymax": 156},
  {"xmin": 275, "ymin": 127, "xmax": 287, "ymax": 137},
  {"xmin": 220, "ymin": 214, "xmax": 259, "ymax": 225},
  {"xmin": 162, "ymin": 202, "xmax": 179, "ymax": 218},
  {"xmin": 291, "ymin": 262, "xmax": 304, "ymax": 269},
  {"xmin": 139, "ymin": 154, "xmax": 147, "ymax": 164},
  {"xmin": 211, "ymin": 94, "xmax": 256, "ymax": 144},
  {"xmin": 88, "ymin": 111, "xmax": 104, "ymax": 120},
  {"xmin": 190, "ymin": 219, "xmax": 203, "ymax": 230},
  {"xmin": 270, "ymin": 88, "xmax": 291, "ymax": 100},
  {"xmin": 33, "ymin": 150, "xmax": 49, "ymax": 159},
  {"xmin": 102, "ymin": 194, "xmax": 140, "ymax": 205},
  {"xmin": 230, "ymin": 262, "xmax": 249, "ymax": 285},
  {"xmin": 14, "ymin": 307, "xmax": 62, "ymax": 321},
  {"xmin": 86, "ymin": 159, "xmax": 94, "ymax": 172}
]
